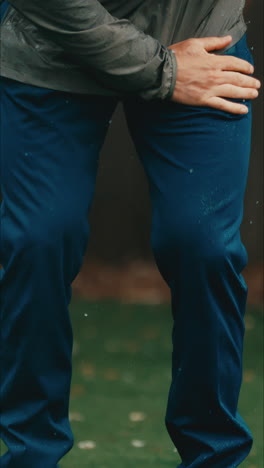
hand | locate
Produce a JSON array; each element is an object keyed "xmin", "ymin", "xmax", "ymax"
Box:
[{"xmin": 168, "ymin": 35, "xmax": 261, "ymax": 114}]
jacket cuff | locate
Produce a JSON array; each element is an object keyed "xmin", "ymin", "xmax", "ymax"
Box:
[
  {"xmin": 163, "ymin": 49, "xmax": 177, "ymax": 100},
  {"xmin": 137, "ymin": 46, "xmax": 177, "ymax": 101}
]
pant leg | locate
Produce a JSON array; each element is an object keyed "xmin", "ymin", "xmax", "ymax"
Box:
[
  {"xmin": 0, "ymin": 76, "xmax": 118, "ymax": 468},
  {"xmin": 122, "ymin": 33, "xmax": 254, "ymax": 468},
  {"xmin": 0, "ymin": 0, "xmax": 10, "ymax": 22}
]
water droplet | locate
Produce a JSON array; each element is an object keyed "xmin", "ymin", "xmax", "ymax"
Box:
[
  {"xmin": 84, "ymin": 313, "xmax": 88, "ymax": 317},
  {"xmin": 250, "ymin": 46, "xmax": 254, "ymax": 51},
  {"xmin": 256, "ymin": 200, "xmax": 259, "ymax": 205},
  {"xmin": 189, "ymin": 168, "xmax": 194, "ymax": 174},
  {"xmin": 24, "ymin": 152, "xmax": 29, "ymax": 156},
  {"xmin": 249, "ymin": 220, "xmax": 253, "ymax": 224},
  {"xmin": 65, "ymin": 100, "xmax": 69, "ymax": 104},
  {"xmin": 108, "ymin": 119, "xmax": 112, "ymax": 124}
]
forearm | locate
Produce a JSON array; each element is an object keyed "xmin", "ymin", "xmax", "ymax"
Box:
[{"xmin": 8, "ymin": 0, "xmax": 177, "ymax": 100}]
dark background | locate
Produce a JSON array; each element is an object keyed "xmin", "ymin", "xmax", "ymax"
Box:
[{"xmin": 85, "ymin": 0, "xmax": 263, "ymax": 268}]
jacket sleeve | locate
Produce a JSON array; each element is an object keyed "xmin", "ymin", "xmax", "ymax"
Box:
[{"xmin": 8, "ymin": 0, "xmax": 177, "ymax": 100}]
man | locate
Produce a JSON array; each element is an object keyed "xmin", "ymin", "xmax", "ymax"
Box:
[{"xmin": 0, "ymin": 1, "xmax": 261, "ymax": 467}]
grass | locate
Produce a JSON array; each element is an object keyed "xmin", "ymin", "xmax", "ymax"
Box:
[
  {"xmin": 61, "ymin": 299, "xmax": 263, "ymax": 468},
  {"xmin": 0, "ymin": 299, "xmax": 263, "ymax": 467}
]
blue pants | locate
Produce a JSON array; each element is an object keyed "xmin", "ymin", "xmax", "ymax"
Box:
[{"xmin": 0, "ymin": 33, "xmax": 254, "ymax": 468}]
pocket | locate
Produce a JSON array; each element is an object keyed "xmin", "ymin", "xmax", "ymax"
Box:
[
  {"xmin": 221, "ymin": 33, "xmax": 254, "ymax": 67},
  {"xmin": 216, "ymin": 33, "xmax": 254, "ymax": 113}
]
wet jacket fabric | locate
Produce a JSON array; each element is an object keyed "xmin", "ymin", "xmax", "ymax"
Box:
[{"xmin": 0, "ymin": 0, "xmax": 247, "ymax": 100}]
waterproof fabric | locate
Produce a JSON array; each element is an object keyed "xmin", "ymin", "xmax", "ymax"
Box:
[
  {"xmin": 0, "ymin": 0, "xmax": 247, "ymax": 99},
  {"xmin": 0, "ymin": 33, "xmax": 254, "ymax": 468}
]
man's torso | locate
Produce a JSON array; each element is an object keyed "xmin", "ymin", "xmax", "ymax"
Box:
[{"xmin": 0, "ymin": 0, "xmax": 247, "ymax": 96}]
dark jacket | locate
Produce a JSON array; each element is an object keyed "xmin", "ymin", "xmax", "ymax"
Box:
[{"xmin": 0, "ymin": 0, "xmax": 247, "ymax": 100}]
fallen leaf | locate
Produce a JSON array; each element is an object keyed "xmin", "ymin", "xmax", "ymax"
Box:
[
  {"xmin": 80, "ymin": 362, "xmax": 96, "ymax": 377},
  {"xmin": 71, "ymin": 384, "xmax": 86, "ymax": 396},
  {"xmin": 245, "ymin": 315, "xmax": 256, "ymax": 330},
  {"xmin": 69, "ymin": 412, "xmax": 85, "ymax": 422},
  {"xmin": 129, "ymin": 411, "xmax": 146, "ymax": 422},
  {"xmin": 142, "ymin": 327, "xmax": 160, "ymax": 340},
  {"xmin": 243, "ymin": 370, "xmax": 256, "ymax": 383},
  {"xmin": 78, "ymin": 440, "xmax": 96, "ymax": 450},
  {"xmin": 131, "ymin": 439, "xmax": 146, "ymax": 448},
  {"xmin": 103, "ymin": 368, "xmax": 120, "ymax": 380},
  {"xmin": 123, "ymin": 341, "xmax": 140, "ymax": 353}
]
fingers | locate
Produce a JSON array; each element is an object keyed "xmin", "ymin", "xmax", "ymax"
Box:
[
  {"xmin": 216, "ymin": 55, "xmax": 254, "ymax": 74},
  {"xmin": 215, "ymin": 71, "xmax": 261, "ymax": 89},
  {"xmin": 196, "ymin": 37, "xmax": 254, "ymax": 74},
  {"xmin": 214, "ymin": 84, "xmax": 259, "ymax": 100},
  {"xmin": 168, "ymin": 35, "xmax": 261, "ymax": 114},
  {"xmin": 208, "ymin": 97, "xmax": 249, "ymax": 114},
  {"xmin": 198, "ymin": 35, "xmax": 233, "ymax": 51}
]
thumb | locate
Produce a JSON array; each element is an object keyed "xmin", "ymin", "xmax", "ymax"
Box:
[{"xmin": 198, "ymin": 35, "xmax": 232, "ymax": 52}]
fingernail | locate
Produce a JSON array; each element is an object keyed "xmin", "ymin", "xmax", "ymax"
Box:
[{"xmin": 241, "ymin": 107, "xmax": 248, "ymax": 113}]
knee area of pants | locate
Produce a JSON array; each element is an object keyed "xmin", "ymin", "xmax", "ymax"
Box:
[
  {"xmin": 152, "ymin": 231, "xmax": 229, "ymax": 269},
  {"xmin": 3, "ymin": 219, "xmax": 85, "ymax": 255}
]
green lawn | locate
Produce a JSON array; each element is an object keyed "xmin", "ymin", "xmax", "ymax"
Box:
[
  {"xmin": 0, "ymin": 300, "xmax": 262, "ymax": 467},
  {"xmin": 61, "ymin": 299, "xmax": 263, "ymax": 468}
]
